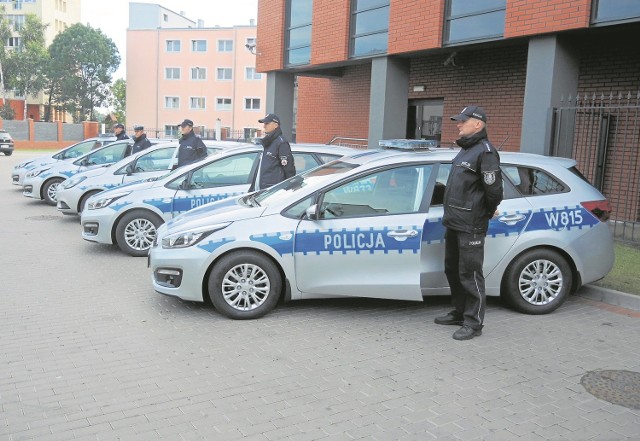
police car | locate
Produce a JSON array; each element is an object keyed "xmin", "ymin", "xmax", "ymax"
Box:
[
  {"xmin": 148, "ymin": 141, "xmax": 614, "ymax": 319},
  {"xmin": 56, "ymin": 140, "xmax": 245, "ymax": 215},
  {"xmin": 81, "ymin": 144, "xmax": 358, "ymax": 257},
  {"xmin": 22, "ymin": 138, "xmax": 163, "ymax": 206},
  {"xmin": 12, "ymin": 135, "xmax": 116, "ymax": 186}
]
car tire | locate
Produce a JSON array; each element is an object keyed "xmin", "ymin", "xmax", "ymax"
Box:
[
  {"xmin": 42, "ymin": 177, "xmax": 64, "ymax": 206},
  {"xmin": 115, "ymin": 210, "xmax": 163, "ymax": 257},
  {"xmin": 208, "ymin": 251, "xmax": 282, "ymax": 320},
  {"xmin": 79, "ymin": 190, "xmax": 101, "ymax": 214},
  {"xmin": 4, "ymin": 151, "xmax": 12, "ymax": 156},
  {"xmin": 502, "ymin": 248, "xmax": 572, "ymax": 315}
]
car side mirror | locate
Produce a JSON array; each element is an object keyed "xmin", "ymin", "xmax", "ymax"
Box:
[
  {"xmin": 125, "ymin": 164, "xmax": 134, "ymax": 175},
  {"xmin": 305, "ymin": 204, "xmax": 319, "ymax": 221},
  {"xmin": 179, "ymin": 179, "xmax": 190, "ymax": 190},
  {"xmin": 80, "ymin": 158, "xmax": 88, "ymax": 166}
]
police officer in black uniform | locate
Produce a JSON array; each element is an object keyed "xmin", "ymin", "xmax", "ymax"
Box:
[
  {"xmin": 176, "ymin": 119, "xmax": 207, "ymax": 168},
  {"xmin": 435, "ymin": 106, "xmax": 503, "ymax": 340},
  {"xmin": 130, "ymin": 125, "xmax": 152, "ymax": 155},
  {"xmin": 249, "ymin": 113, "xmax": 295, "ymax": 191},
  {"xmin": 113, "ymin": 123, "xmax": 129, "ymax": 141}
]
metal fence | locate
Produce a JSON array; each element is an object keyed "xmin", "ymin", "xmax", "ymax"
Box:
[
  {"xmin": 551, "ymin": 92, "xmax": 640, "ymax": 244},
  {"xmin": 328, "ymin": 136, "xmax": 369, "ymax": 150}
]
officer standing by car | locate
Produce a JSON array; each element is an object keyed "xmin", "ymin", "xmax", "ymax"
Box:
[
  {"xmin": 176, "ymin": 119, "xmax": 207, "ymax": 168},
  {"xmin": 129, "ymin": 125, "xmax": 152, "ymax": 155},
  {"xmin": 113, "ymin": 123, "xmax": 129, "ymax": 141},
  {"xmin": 434, "ymin": 106, "xmax": 503, "ymax": 340},
  {"xmin": 249, "ymin": 113, "xmax": 295, "ymax": 191}
]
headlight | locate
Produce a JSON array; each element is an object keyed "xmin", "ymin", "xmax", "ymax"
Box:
[
  {"xmin": 26, "ymin": 168, "xmax": 50, "ymax": 178},
  {"xmin": 161, "ymin": 223, "xmax": 231, "ymax": 249},
  {"xmin": 87, "ymin": 191, "xmax": 131, "ymax": 210},
  {"xmin": 62, "ymin": 175, "xmax": 86, "ymax": 189}
]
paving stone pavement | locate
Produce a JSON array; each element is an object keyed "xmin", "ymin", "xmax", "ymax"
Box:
[{"xmin": 1, "ymin": 151, "xmax": 639, "ymax": 441}]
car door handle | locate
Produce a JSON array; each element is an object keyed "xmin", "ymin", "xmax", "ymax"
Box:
[
  {"xmin": 387, "ymin": 229, "xmax": 418, "ymax": 241},
  {"xmin": 498, "ymin": 214, "xmax": 527, "ymax": 226}
]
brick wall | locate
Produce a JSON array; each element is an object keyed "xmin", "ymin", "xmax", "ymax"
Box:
[
  {"xmin": 389, "ymin": 0, "xmax": 444, "ymax": 54},
  {"xmin": 505, "ymin": 0, "xmax": 591, "ymax": 37},
  {"xmin": 409, "ymin": 46, "xmax": 528, "ymax": 152},
  {"xmin": 311, "ymin": 0, "xmax": 350, "ymax": 64},
  {"xmin": 256, "ymin": 0, "xmax": 286, "ymax": 72},
  {"xmin": 296, "ymin": 64, "xmax": 371, "ymax": 143}
]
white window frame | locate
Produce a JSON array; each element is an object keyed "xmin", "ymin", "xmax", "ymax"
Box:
[
  {"xmin": 166, "ymin": 40, "xmax": 181, "ymax": 52},
  {"xmin": 191, "ymin": 67, "xmax": 207, "ymax": 80},
  {"xmin": 216, "ymin": 98, "xmax": 232, "ymax": 111},
  {"xmin": 245, "ymin": 67, "xmax": 262, "ymax": 80},
  {"xmin": 217, "ymin": 39, "xmax": 233, "ymax": 52},
  {"xmin": 191, "ymin": 39, "xmax": 207, "ymax": 52},
  {"xmin": 216, "ymin": 67, "xmax": 233, "ymax": 80},
  {"xmin": 190, "ymin": 97, "xmax": 206, "ymax": 110},
  {"xmin": 164, "ymin": 96, "xmax": 180, "ymax": 109},
  {"xmin": 244, "ymin": 97, "xmax": 261, "ymax": 111},
  {"xmin": 164, "ymin": 67, "xmax": 180, "ymax": 80}
]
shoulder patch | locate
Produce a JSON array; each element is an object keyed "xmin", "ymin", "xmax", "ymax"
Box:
[
  {"xmin": 483, "ymin": 171, "xmax": 496, "ymax": 185},
  {"xmin": 482, "ymin": 140, "xmax": 492, "ymax": 152}
]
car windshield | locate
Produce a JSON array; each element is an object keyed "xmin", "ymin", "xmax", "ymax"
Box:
[{"xmin": 253, "ymin": 160, "xmax": 358, "ymax": 206}]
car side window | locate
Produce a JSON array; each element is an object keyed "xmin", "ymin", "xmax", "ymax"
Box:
[
  {"xmin": 292, "ymin": 153, "xmax": 319, "ymax": 174},
  {"xmin": 85, "ymin": 143, "xmax": 129, "ymax": 165},
  {"xmin": 502, "ymin": 165, "xmax": 567, "ymax": 195},
  {"xmin": 319, "ymin": 165, "xmax": 432, "ymax": 218},
  {"xmin": 430, "ymin": 163, "xmax": 451, "ymax": 206},
  {"xmin": 189, "ymin": 152, "xmax": 259, "ymax": 188}
]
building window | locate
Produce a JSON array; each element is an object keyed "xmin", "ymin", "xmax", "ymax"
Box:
[
  {"xmin": 218, "ymin": 40, "xmax": 233, "ymax": 52},
  {"xmin": 13, "ymin": 1, "xmax": 23, "ymax": 10},
  {"xmin": 244, "ymin": 98, "xmax": 261, "ymax": 110},
  {"xmin": 350, "ymin": 0, "xmax": 390, "ymax": 57},
  {"xmin": 166, "ymin": 40, "xmax": 181, "ymax": 52},
  {"xmin": 592, "ymin": 0, "xmax": 640, "ymax": 24},
  {"xmin": 216, "ymin": 98, "xmax": 232, "ymax": 111},
  {"xmin": 164, "ymin": 97, "xmax": 180, "ymax": 109},
  {"xmin": 192, "ymin": 40, "xmax": 207, "ymax": 52},
  {"xmin": 286, "ymin": 0, "xmax": 312, "ymax": 66},
  {"xmin": 163, "ymin": 14, "xmax": 169, "ymax": 22},
  {"xmin": 7, "ymin": 15, "xmax": 25, "ymax": 31},
  {"xmin": 216, "ymin": 68, "xmax": 233, "ymax": 80},
  {"xmin": 444, "ymin": 0, "xmax": 506, "ymax": 44},
  {"xmin": 6, "ymin": 37, "xmax": 21, "ymax": 47},
  {"xmin": 165, "ymin": 67, "xmax": 180, "ymax": 79},
  {"xmin": 191, "ymin": 67, "xmax": 207, "ymax": 80},
  {"xmin": 164, "ymin": 125, "xmax": 178, "ymax": 137},
  {"xmin": 245, "ymin": 67, "xmax": 262, "ymax": 80},
  {"xmin": 190, "ymin": 97, "xmax": 206, "ymax": 110}
]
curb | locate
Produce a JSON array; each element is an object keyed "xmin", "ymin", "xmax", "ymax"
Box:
[{"xmin": 577, "ymin": 284, "xmax": 640, "ymax": 312}]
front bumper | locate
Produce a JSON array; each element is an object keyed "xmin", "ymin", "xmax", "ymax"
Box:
[
  {"xmin": 81, "ymin": 208, "xmax": 118, "ymax": 245},
  {"xmin": 22, "ymin": 177, "xmax": 45, "ymax": 200},
  {"xmin": 149, "ymin": 242, "xmax": 212, "ymax": 303},
  {"xmin": 0, "ymin": 143, "xmax": 13, "ymax": 154},
  {"xmin": 56, "ymin": 187, "xmax": 84, "ymax": 215}
]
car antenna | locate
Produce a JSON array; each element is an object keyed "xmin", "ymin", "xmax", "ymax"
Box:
[{"xmin": 497, "ymin": 135, "xmax": 510, "ymax": 151}]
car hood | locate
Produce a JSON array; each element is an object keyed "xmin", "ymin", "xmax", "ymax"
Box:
[{"xmin": 164, "ymin": 196, "xmax": 266, "ymax": 233}]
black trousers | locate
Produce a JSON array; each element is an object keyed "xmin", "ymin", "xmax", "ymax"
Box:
[{"xmin": 444, "ymin": 228, "xmax": 486, "ymax": 330}]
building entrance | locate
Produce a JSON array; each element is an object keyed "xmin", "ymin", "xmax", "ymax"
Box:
[{"xmin": 406, "ymin": 99, "xmax": 443, "ymax": 143}]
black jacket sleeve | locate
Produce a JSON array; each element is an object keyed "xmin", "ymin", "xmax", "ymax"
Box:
[{"xmin": 278, "ymin": 140, "xmax": 296, "ymax": 179}]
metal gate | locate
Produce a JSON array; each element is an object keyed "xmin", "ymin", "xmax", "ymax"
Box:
[{"xmin": 551, "ymin": 92, "xmax": 640, "ymax": 243}]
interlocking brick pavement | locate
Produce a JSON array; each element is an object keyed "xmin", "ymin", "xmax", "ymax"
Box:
[{"xmin": 1, "ymin": 151, "xmax": 639, "ymax": 440}]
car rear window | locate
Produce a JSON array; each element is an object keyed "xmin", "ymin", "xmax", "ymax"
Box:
[{"xmin": 501, "ymin": 165, "xmax": 567, "ymax": 196}]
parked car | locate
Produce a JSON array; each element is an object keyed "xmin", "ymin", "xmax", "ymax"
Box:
[
  {"xmin": 148, "ymin": 143, "xmax": 614, "ymax": 319},
  {"xmin": 57, "ymin": 140, "xmax": 247, "ymax": 215},
  {"xmin": 81, "ymin": 144, "xmax": 358, "ymax": 256},
  {"xmin": 22, "ymin": 138, "xmax": 158, "ymax": 206},
  {"xmin": 0, "ymin": 129, "xmax": 15, "ymax": 156},
  {"xmin": 11, "ymin": 135, "xmax": 116, "ymax": 186}
]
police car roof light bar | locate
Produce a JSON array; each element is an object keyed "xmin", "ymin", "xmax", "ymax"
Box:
[{"xmin": 378, "ymin": 139, "xmax": 439, "ymax": 151}]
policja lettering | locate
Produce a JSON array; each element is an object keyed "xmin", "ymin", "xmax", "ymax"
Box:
[{"xmin": 323, "ymin": 232, "xmax": 386, "ymax": 250}]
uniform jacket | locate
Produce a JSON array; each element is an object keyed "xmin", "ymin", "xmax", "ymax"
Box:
[
  {"xmin": 130, "ymin": 134, "xmax": 152, "ymax": 155},
  {"xmin": 115, "ymin": 132, "xmax": 129, "ymax": 141},
  {"xmin": 176, "ymin": 130, "xmax": 207, "ymax": 167},
  {"xmin": 442, "ymin": 129, "xmax": 503, "ymax": 234},
  {"xmin": 250, "ymin": 127, "xmax": 295, "ymax": 191}
]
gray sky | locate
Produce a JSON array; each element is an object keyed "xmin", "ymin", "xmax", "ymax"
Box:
[{"xmin": 81, "ymin": 0, "xmax": 259, "ymax": 80}]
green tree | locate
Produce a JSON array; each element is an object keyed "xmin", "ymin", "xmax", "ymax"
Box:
[
  {"xmin": 5, "ymin": 14, "xmax": 49, "ymax": 120},
  {"xmin": 48, "ymin": 23, "xmax": 120, "ymax": 122},
  {"xmin": 110, "ymin": 78, "xmax": 126, "ymax": 124}
]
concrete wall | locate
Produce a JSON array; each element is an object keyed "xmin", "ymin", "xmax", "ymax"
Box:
[{"xmin": 0, "ymin": 119, "xmax": 99, "ymax": 150}]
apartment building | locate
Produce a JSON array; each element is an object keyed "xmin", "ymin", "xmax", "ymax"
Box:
[
  {"xmin": 1, "ymin": 0, "xmax": 81, "ymax": 120},
  {"xmin": 126, "ymin": 3, "xmax": 266, "ymax": 140}
]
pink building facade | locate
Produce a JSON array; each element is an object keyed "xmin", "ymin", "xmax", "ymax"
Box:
[{"xmin": 126, "ymin": 24, "xmax": 266, "ymax": 140}]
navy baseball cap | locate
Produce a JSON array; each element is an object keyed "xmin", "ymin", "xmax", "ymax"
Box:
[
  {"xmin": 259, "ymin": 113, "xmax": 280, "ymax": 124},
  {"xmin": 450, "ymin": 106, "xmax": 487, "ymax": 123},
  {"xmin": 179, "ymin": 119, "xmax": 194, "ymax": 128},
  {"xmin": 133, "ymin": 125, "xmax": 144, "ymax": 131},
  {"xmin": 113, "ymin": 123, "xmax": 125, "ymax": 129}
]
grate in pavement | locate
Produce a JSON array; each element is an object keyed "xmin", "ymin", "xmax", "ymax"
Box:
[{"xmin": 580, "ymin": 369, "xmax": 640, "ymax": 409}]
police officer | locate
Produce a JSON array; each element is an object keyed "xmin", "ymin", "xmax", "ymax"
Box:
[
  {"xmin": 129, "ymin": 125, "xmax": 152, "ymax": 155},
  {"xmin": 250, "ymin": 113, "xmax": 295, "ymax": 191},
  {"xmin": 176, "ymin": 119, "xmax": 207, "ymax": 168},
  {"xmin": 113, "ymin": 123, "xmax": 129, "ymax": 141},
  {"xmin": 435, "ymin": 106, "xmax": 503, "ymax": 340}
]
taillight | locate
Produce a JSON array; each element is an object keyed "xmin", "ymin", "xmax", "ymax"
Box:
[{"xmin": 581, "ymin": 200, "xmax": 611, "ymax": 222}]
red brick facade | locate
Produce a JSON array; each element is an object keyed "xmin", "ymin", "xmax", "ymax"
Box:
[
  {"xmin": 256, "ymin": 0, "xmax": 286, "ymax": 72},
  {"xmin": 296, "ymin": 65, "xmax": 371, "ymax": 144},
  {"xmin": 311, "ymin": 0, "xmax": 350, "ymax": 64},
  {"xmin": 388, "ymin": 0, "xmax": 444, "ymax": 54},
  {"xmin": 505, "ymin": 0, "xmax": 592, "ymax": 38}
]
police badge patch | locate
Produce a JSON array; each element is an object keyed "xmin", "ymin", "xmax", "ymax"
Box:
[{"xmin": 483, "ymin": 171, "xmax": 496, "ymax": 185}]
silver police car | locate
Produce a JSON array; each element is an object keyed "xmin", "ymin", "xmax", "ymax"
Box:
[
  {"xmin": 56, "ymin": 140, "xmax": 244, "ymax": 215},
  {"xmin": 81, "ymin": 144, "xmax": 358, "ymax": 257},
  {"xmin": 148, "ymin": 143, "xmax": 614, "ymax": 319}
]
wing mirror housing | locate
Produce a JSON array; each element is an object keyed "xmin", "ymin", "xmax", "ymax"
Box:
[{"xmin": 305, "ymin": 204, "xmax": 319, "ymax": 221}]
